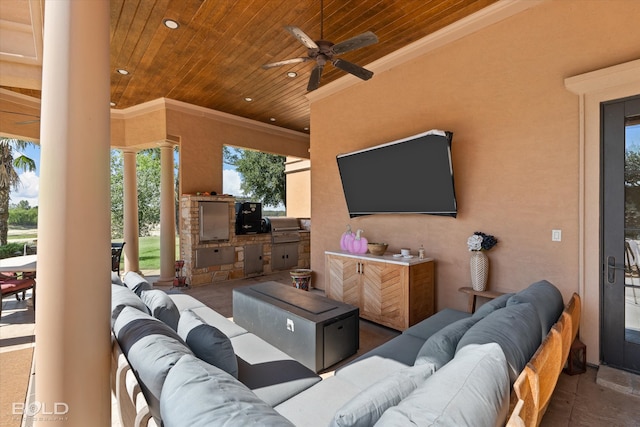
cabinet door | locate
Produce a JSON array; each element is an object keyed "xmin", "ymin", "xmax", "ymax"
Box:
[
  {"xmin": 326, "ymin": 255, "xmax": 361, "ymax": 308},
  {"xmin": 272, "ymin": 243, "xmax": 298, "ymax": 271},
  {"xmin": 361, "ymin": 260, "xmax": 406, "ymax": 330},
  {"xmin": 244, "ymin": 245, "xmax": 263, "ymax": 275}
]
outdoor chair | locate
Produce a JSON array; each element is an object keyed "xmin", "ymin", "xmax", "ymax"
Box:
[
  {"xmin": 112, "ymin": 242, "xmax": 126, "ymax": 276},
  {"xmin": 0, "ymin": 273, "xmax": 36, "ymax": 315}
]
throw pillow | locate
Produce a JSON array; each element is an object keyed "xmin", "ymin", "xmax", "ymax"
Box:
[
  {"xmin": 111, "ymin": 271, "xmax": 123, "ymax": 286},
  {"xmin": 178, "ymin": 309, "xmax": 238, "ymax": 378},
  {"xmin": 122, "ymin": 271, "xmax": 153, "ymax": 296},
  {"xmin": 456, "ymin": 302, "xmax": 542, "ymax": 383},
  {"xmin": 506, "ymin": 280, "xmax": 564, "ymax": 337},
  {"xmin": 161, "ymin": 354, "xmax": 295, "ymax": 426},
  {"xmin": 376, "ymin": 343, "xmax": 510, "ymax": 427},
  {"xmin": 331, "ymin": 362, "xmax": 436, "ymax": 427},
  {"xmin": 472, "ymin": 292, "xmax": 514, "ymax": 319},
  {"xmin": 140, "ymin": 289, "xmax": 180, "ymax": 331},
  {"xmin": 414, "ymin": 316, "xmax": 480, "ymax": 369},
  {"xmin": 111, "ymin": 283, "xmax": 149, "ymax": 327}
]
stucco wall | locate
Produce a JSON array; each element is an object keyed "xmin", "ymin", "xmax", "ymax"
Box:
[
  {"xmin": 309, "ymin": 0, "xmax": 640, "ymax": 327},
  {"xmin": 166, "ymin": 108, "xmax": 309, "ymax": 195}
]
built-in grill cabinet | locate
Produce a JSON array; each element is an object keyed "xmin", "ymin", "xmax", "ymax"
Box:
[
  {"xmin": 235, "ymin": 202, "xmax": 263, "ymax": 235},
  {"xmin": 264, "ymin": 217, "xmax": 301, "ymax": 270}
]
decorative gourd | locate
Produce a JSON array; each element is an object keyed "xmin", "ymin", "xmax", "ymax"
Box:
[
  {"xmin": 349, "ymin": 229, "xmax": 368, "ymax": 254},
  {"xmin": 340, "ymin": 225, "xmax": 354, "ymax": 251}
]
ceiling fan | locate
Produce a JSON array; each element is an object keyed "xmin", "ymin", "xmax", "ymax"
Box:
[{"xmin": 262, "ymin": 1, "xmax": 379, "ymax": 92}]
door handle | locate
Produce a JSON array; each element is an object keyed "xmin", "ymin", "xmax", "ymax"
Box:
[{"xmin": 607, "ymin": 256, "xmax": 626, "ymax": 284}]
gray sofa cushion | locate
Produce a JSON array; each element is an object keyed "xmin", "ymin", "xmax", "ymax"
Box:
[
  {"xmin": 402, "ymin": 308, "xmax": 471, "ymax": 341},
  {"xmin": 331, "ymin": 362, "xmax": 436, "ymax": 427},
  {"xmin": 472, "ymin": 292, "xmax": 514, "ymax": 319},
  {"xmin": 276, "ymin": 356, "xmax": 409, "ymax": 427},
  {"xmin": 113, "ymin": 306, "xmax": 192, "ymax": 424},
  {"xmin": 177, "ymin": 309, "xmax": 238, "ymax": 378},
  {"xmin": 456, "ymin": 302, "xmax": 542, "ymax": 383},
  {"xmin": 414, "ymin": 316, "xmax": 480, "ymax": 369},
  {"xmin": 111, "ymin": 283, "xmax": 149, "ymax": 326},
  {"xmin": 342, "ymin": 333, "xmax": 426, "ymax": 368},
  {"xmin": 111, "ymin": 271, "xmax": 124, "ymax": 286},
  {"xmin": 276, "ymin": 375, "xmax": 363, "ymax": 427},
  {"xmin": 161, "ymin": 354, "xmax": 295, "ymax": 427},
  {"xmin": 189, "ymin": 305, "xmax": 249, "ymax": 338},
  {"xmin": 232, "ymin": 333, "xmax": 321, "ymax": 406},
  {"xmin": 375, "ymin": 343, "xmax": 510, "ymax": 427},
  {"xmin": 122, "ymin": 271, "xmax": 153, "ymax": 296},
  {"xmin": 167, "ymin": 293, "xmax": 207, "ymax": 312},
  {"xmin": 140, "ymin": 289, "xmax": 180, "ymax": 331},
  {"xmin": 506, "ymin": 280, "xmax": 564, "ymax": 336}
]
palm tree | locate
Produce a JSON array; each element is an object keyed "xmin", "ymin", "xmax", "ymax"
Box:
[{"xmin": 0, "ymin": 138, "xmax": 37, "ymax": 245}]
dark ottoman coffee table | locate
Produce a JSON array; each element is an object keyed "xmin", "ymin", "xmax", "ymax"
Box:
[{"xmin": 233, "ymin": 281, "xmax": 359, "ymax": 373}]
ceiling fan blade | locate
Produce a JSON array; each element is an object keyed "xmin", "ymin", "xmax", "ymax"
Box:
[
  {"xmin": 332, "ymin": 59, "xmax": 374, "ymax": 81},
  {"xmin": 331, "ymin": 31, "xmax": 378, "ymax": 55},
  {"xmin": 285, "ymin": 26, "xmax": 319, "ymax": 50},
  {"xmin": 262, "ymin": 57, "xmax": 309, "ymax": 69},
  {"xmin": 307, "ymin": 63, "xmax": 324, "ymax": 92}
]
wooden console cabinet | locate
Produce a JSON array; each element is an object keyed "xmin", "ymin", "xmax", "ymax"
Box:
[{"xmin": 325, "ymin": 251, "xmax": 435, "ymax": 331}]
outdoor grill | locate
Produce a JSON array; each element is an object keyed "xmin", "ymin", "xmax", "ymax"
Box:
[{"xmin": 265, "ymin": 217, "xmax": 301, "ymax": 244}]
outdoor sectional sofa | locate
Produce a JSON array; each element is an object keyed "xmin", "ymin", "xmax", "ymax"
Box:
[{"xmin": 110, "ymin": 271, "xmax": 580, "ymax": 427}]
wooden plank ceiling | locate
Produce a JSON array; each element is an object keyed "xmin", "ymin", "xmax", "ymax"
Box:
[{"xmin": 4, "ymin": 0, "xmax": 497, "ymax": 133}]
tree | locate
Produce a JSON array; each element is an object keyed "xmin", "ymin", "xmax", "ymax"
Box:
[
  {"xmin": 0, "ymin": 138, "xmax": 36, "ymax": 245},
  {"xmin": 110, "ymin": 148, "xmax": 178, "ymax": 238},
  {"xmin": 223, "ymin": 147, "xmax": 286, "ymax": 207},
  {"xmin": 110, "ymin": 150, "xmax": 124, "ymax": 238}
]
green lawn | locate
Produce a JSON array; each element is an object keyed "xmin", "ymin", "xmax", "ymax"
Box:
[
  {"xmin": 7, "ymin": 228, "xmax": 176, "ymax": 271},
  {"xmin": 115, "ymin": 236, "xmax": 179, "ymax": 271}
]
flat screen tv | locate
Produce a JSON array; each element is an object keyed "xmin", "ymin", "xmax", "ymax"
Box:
[{"xmin": 336, "ymin": 129, "xmax": 456, "ymax": 218}]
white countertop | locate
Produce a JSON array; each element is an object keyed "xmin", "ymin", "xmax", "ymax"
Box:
[{"xmin": 325, "ymin": 250, "xmax": 433, "ymax": 266}]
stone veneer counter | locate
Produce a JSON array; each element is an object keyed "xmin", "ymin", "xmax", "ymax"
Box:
[{"xmin": 179, "ymin": 195, "xmax": 310, "ymax": 286}]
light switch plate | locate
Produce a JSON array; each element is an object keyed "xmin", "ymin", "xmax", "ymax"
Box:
[{"xmin": 552, "ymin": 230, "xmax": 562, "ymax": 242}]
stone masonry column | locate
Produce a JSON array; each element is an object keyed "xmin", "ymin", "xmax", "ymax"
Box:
[
  {"xmin": 35, "ymin": 1, "xmax": 111, "ymax": 426},
  {"xmin": 122, "ymin": 148, "xmax": 140, "ymax": 273},
  {"xmin": 155, "ymin": 142, "xmax": 176, "ymax": 285}
]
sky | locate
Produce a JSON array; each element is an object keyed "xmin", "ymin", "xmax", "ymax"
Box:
[{"xmin": 11, "ymin": 143, "xmax": 40, "ymax": 207}]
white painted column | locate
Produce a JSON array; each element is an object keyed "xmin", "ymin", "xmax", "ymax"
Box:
[
  {"xmin": 35, "ymin": 1, "xmax": 111, "ymax": 426},
  {"xmin": 155, "ymin": 142, "xmax": 176, "ymax": 285},
  {"xmin": 122, "ymin": 148, "xmax": 140, "ymax": 273}
]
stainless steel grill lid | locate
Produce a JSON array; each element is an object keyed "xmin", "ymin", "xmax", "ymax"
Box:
[
  {"xmin": 266, "ymin": 217, "xmax": 301, "ymax": 243},
  {"xmin": 266, "ymin": 217, "xmax": 300, "ymax": 231}
]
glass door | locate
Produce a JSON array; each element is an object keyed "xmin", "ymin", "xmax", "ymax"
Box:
[{"xmin": 602, "ymin": 95, "xmax": 640, "ymax": 373}]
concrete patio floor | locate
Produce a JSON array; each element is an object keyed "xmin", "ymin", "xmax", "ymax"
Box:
[{"xmin": 1, "ymin": 272, "xmax": 639, "ymax": 426}]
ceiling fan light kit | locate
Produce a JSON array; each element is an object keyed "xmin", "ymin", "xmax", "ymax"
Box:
[{"xmin": 262, "ymin": 2, "xmax": 378, "ymax": 92}]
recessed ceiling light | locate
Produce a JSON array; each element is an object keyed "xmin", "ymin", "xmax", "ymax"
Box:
[
  {"xmin": 244, "ymin": 97, "xmax": 253, "ymax": 102},
  {"xmin": 286, "ymin": 71, "xmax": 298, "ymax": 78},
  {"xmin": 116, "ymin": 68, "xmax": 129, "ymax": 75},
  {"xmin": 110, "ymin": 102, "xmax": 116, "ymax": 107},
  {"xmin": 304, "ymin": 127, "xmax": 309, "ymax": 131},
  {"xmin": 269, "ymin": 118, "xmax": 276, "ymax": 122},
  {"xmin": 163, "ymin": 19, "xmax": 180, "ymax": 29}
]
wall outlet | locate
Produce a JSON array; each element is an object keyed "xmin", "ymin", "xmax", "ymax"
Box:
[
  {"xmin": 552, "ymin": 230, "xmax": 562, "ymax": 242},
  {"xmin": 286, "ymin": 318, "xmax": 294, "ymax": 332}
]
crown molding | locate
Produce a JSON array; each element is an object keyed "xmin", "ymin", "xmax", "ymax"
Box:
[
  {"xmin": 112, "ymin": 97, "xmax": 309, "ymax": 142},
  {"xmin": 565, "ymin": 59, "xmax": 640, "ymax": 95},
  {"xmin": 306, "ymin": 0, "xmax": 547, "ymax": 103}
]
